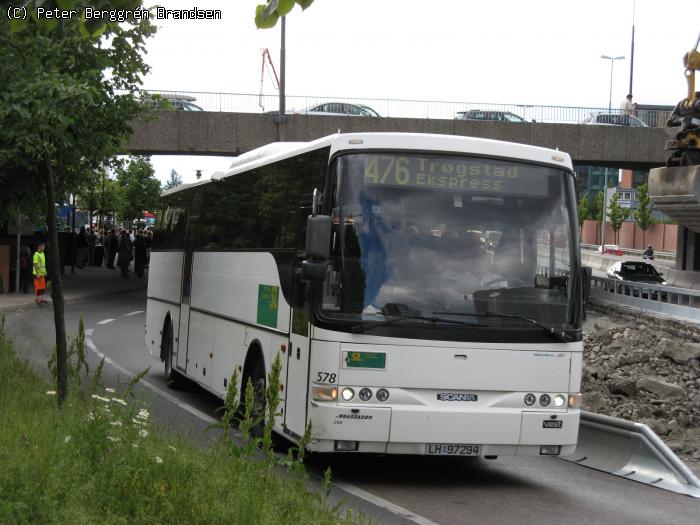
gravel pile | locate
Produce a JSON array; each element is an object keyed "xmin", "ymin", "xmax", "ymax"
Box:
[{"xmin": 582, "ymin": 312, "xmax": 700, "ymax": 462}]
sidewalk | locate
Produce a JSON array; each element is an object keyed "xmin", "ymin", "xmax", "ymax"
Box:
[{"xmin": 0, "ymin": 264, "xmax": 147, "ymax": 313}]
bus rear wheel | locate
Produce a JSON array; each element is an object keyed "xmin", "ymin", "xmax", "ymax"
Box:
[{"xmin": 163, "ymin": 323, "xmax": 183, "ymax": 389}]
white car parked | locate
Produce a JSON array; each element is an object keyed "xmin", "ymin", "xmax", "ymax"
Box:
[{"xmin": 580, "ymin": 112, "xmax": 647, "ymax": 127}]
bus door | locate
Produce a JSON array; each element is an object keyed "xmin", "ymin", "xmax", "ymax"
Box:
[
  {"xmin": 176, "ymin": 191, "xmax": 202, "ymax": 372},
  {"xmin": 284, "ymin": 204, "xmax": 313, "ymax": 438},
  {"xmin": 286, "ymin": 303, "xmax": 311, "ymax": 437},
  {"xmin": 176, "ymin": 250, "xmax": 194, "ymax": 373}
]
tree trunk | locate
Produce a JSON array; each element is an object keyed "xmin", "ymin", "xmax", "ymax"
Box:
[{"xmin": 43, "ymin": 154, "xmax": 69, "ymax": 404}]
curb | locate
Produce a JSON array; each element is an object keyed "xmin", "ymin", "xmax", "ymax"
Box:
[{"xmin": 0, "ymin": 283, "xmax": 147, "ymax": 315}]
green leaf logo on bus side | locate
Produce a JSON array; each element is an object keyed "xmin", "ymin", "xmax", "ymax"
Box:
[
  {"xmin": 344, "ymin": 351, "xmax": 386, "ymax": 369},
  {"xmin": 257, "ymin": 284, "xmax": 279, "ymax": 328}
]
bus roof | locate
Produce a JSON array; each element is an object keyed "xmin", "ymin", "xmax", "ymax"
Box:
[{"xmin": 162, "ymin": 132, "xmax": 573, "ymax": 196}]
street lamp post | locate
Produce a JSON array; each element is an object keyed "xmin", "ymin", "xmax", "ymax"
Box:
[
  {"xmin": 601, "ymin": 55, "xmax": 625, "ymax": 112},
  {"xmin": 600, "ymin": 168, "xmax": 609, "ymax": 250}
]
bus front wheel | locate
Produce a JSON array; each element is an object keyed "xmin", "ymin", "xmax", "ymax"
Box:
[
  {"xmin": 163, "ymin": 323, "xmax": 183, "ymax": 389},
  {"xmin": 243, "ymin": 357, "xmax": 266, "ymax": 437}
]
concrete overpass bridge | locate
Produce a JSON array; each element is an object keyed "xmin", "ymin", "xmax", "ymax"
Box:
[
  {"xmin": 126, "ymin": 111, "xmax": 673, "ymax": 170},
  {"xmin": 129, "ymin": 110, "xmax": 700, "ymax": 273}
]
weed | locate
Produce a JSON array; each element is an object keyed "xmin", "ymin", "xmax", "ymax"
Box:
[
  {"xmin": 0, "ymin": 326, "xmax": 359, "ymax": 524},
  {"xmin": 48, "ymin": 317, "xmax": 90, "ymax": 391},
  {"xmin": 262, "ymin": 354, "xmax": 282, "ymax": 458}
]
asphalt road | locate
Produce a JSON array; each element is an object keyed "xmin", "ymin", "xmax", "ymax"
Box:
[{"xmin": 4, "ymin": 289, "xmax": 699, "ymax": 525}]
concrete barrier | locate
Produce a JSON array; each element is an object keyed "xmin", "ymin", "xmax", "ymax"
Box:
[{"xmin": 562, "ymin": 411, "xmax": 700, "ymax": 498}]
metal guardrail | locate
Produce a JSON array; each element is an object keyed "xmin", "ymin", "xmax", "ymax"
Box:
[
  {"xmin": 590, "ymin": 275, "xmax": 700, "ymax": 323},
  {"xmin": 134, "ymin": 89, "xmax": 672, "ymax": 126},
  {"xmin": 562, "ymin": 411, "xmax": 700, "ymax": 497},
  {"xmin": 581, "ymin": 243, "xmax": 676, "ymax": 262}
]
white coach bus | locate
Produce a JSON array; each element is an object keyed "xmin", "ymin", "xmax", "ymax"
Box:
[{"xmin": 145, "ymin": 132, "xmax": 585, "ymax": 457}]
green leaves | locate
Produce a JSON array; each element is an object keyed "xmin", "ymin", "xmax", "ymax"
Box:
[
  {"xmin": 255, "ymin": 0, "xmax": 315, "ymax": 28},
  {"xmin": 0, "ymin": 4, "xmax": 154, "ymax": 215},
  {"xmin": 9, "ymin": 17, "xmax": 28, "ymax": 34},
  {"xmin": 255, "ymin": 4, "xmax": 279, "ymax": 29},
  {"xmin": 634, "ymin": 183, "xmax": 653, "ymax": 231},
  {"xmin": 607, "ymin": 192, "xmax": 627, "ymax": 242},
  {"xmin": 6, "ymin": 0, "xmax": 147, "ymax": 40},
  {"xmin": 277, "ymin": 0, "xmax": 298, "ymax": 16},
  {"xmin": 115, "ymin": 156, "xmax": 162, "ymax": 221}
]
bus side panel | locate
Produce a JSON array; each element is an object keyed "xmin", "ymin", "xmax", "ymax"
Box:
[
  {"xmin": 210, "ymin": 317, "xmax": 246, "ymax": 395},
  {"xmin": 145, "ymin": 298, "xmax": 177, "ymax": 359},
  {"xmin": 190, "ymin": 252, "xmax": 290, "ymax": 333},
  {"xmin": 147, "ymin": 251, "xmax": 184, "ymax": 304},
  {"xmin": 146, "ymin": 251, "xmax": 185, "ymax": 360},
  {"xmin": 186, "ymin": 310, "xmax": 215, "ymax": 388},
  {"xmin": 569, "ymin": 351, "xmax": 583, "ymax": 392}
]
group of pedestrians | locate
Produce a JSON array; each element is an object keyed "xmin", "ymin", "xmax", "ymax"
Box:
[
  {"xmin": 100, "ymin": 227, "xmax": 152, "ymax": 279},
  {"xmin": 16, "ymin": 226, "xmax": 153, "ymax": 299},
  {"xmin": 111, "ymin": 228, "xmax": 151, "ymax": 279}
]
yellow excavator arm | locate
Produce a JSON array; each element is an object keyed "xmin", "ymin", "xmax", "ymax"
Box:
[
  {"xmin": 664, "ymin": 33, "xmax": 700, "ymax": 167},
  {"xmin": 682, "ymin": 35, "xmax": 700, "ymax": 109}
]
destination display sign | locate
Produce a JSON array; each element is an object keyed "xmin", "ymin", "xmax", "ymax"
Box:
[{"xmin": 361, "ymin": 154, "xmax": 549, "ymax": 197}]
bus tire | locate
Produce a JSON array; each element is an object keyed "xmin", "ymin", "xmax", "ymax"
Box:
[
  {"xmin": 163, "ymin": 322, "xmax": 183, "ymax": 389},
  {"xmin": 243, "ymin": 353, "xmax": 266, "ymax": 438}
]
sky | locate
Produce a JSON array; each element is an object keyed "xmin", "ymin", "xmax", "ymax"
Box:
[{"xmin": 136, "ymin": 0, "xmax": 700, "ymax": 184}]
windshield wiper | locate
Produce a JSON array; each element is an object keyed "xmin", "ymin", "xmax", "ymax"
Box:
[
  {"xmin": 350, "ymin": 314, "xmax": 477, "ymax": 334},
  {"xmin": 432, "ymin": 311, "xmax": 574, "ymax": 343}
]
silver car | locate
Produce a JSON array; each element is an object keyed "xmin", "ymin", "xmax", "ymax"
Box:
[
  {"xmin": 455, "ymin": 110, "xmax": 527, "ymax": 122},
  {"xmin": 145, "ymin": 93, "xmax": 204, "ymax": 111},
  {"xmin": 580, "ymin": 112, "xmax": 647, "ymax": 127},
  {"xmin": 296, "ymin": 102, "xmax": 380, "ymax": 117}
]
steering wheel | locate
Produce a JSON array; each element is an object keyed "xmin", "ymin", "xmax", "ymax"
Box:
[{"xmin": 482, "ymin": 278, "xmax": 527, "ymax": 288}]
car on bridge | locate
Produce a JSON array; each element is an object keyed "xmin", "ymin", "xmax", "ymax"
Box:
[
  {"xmin": 580, "ymin": 112, "xmax": 648, "ymax": 127},
  {"xmin": 145, "ymin": 93, "xmax": 204, "ymax": 111},
  {"xmin": 606, "ymin": 260, "xmax": 668, "ymax": 299},
  {"xmin": 296, "ymin": 102, "xmax": 380, "ymax": 117},
  {"xmin": 455, "ymin": 110, "xmax": 528, "ymax": 122}
]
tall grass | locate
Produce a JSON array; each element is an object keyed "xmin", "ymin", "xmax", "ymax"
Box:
[{"xmin": 0, "ymin": 317, "xmax": 360, "ymax": 525}]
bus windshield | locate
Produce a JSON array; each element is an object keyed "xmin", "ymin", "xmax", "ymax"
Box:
[{"xmin": 319, "ymin": 152, "xmax": 579, "ymax": 336}]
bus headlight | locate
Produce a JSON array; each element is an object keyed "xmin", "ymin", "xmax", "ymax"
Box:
[
  {"xmin": 524, "ymin": 393, "xmax": 536, "ymax": 406},
  {"xmin": 312, "ymin": 385, "xmax": 337, "ymax": 401},
  {"xmin": 568, "ymin": 393, "xmax": 582, "ymax": 408},
  {"xmin": 376, "ymin": 388, "xmax": 390, "ymax": 402},
  {"xmin": 341, "ymin": 388, "xmax": 355, "ymax": 401},
  {"xmin": 553, "ymin": 394, "xmax": 566, "ymax": 407},
  {"xmin": 358, "ymin": 388, "xmax": 372, "ymax": 401},
  {"xmin": 539, "ymin": 394, "xmax": 551, "ymax": 407}
]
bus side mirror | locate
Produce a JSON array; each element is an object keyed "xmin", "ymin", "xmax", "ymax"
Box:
[
  {"xmin": 301, "ymin": 260, "xmax": 328, "ymax": 281},
  {"xmin": 305, "ymin": 215, "xmax": 331, "ymax": 260},
  {"xmin": 302, "ymin": 214, "xmax": 331, "ymax": 282}
]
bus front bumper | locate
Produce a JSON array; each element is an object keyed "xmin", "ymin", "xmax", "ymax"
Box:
[{"xmin": 307, "ymin": 402, "xmax": 580, "ymax": 456}]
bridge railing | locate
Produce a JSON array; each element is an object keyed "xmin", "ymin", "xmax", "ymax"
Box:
[
  {"xmin": 134, "ymin": 89, "xmax": 671, "ymax": 126},
  {"xmin": 581, "ymin": 243, "xmax": 676, "ymax": 262},
  {"xmin": 590, "ymin": 275, "xmax": 700, "ymax": 323}
]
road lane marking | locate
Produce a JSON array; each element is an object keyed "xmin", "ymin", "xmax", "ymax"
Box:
[
  {"xmin": 84, "ymin": 332, "xmax": 438, "ymax": 525},
  {"xmin": 331, "ymin": 480, "xmax": 441, "ymax": 525},
  {"xmin": 85, "ymin": 329, "xmax": 94, "ymax": 336},
  {"xmin": 97, "ymin": 318, "xmax": 116, "ymax": 325},
  {"xmin": 84, "ymin": 336, "xmax": 217, "ymax": 424},
  {"xmin": 124, "ymin": 310, "xmax": 144, "ymax": 317}
]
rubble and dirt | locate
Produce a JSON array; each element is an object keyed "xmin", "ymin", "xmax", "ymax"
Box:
[{"xmin": 582, "ymin": 307, "xmax": 700, "ymax": 466}]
